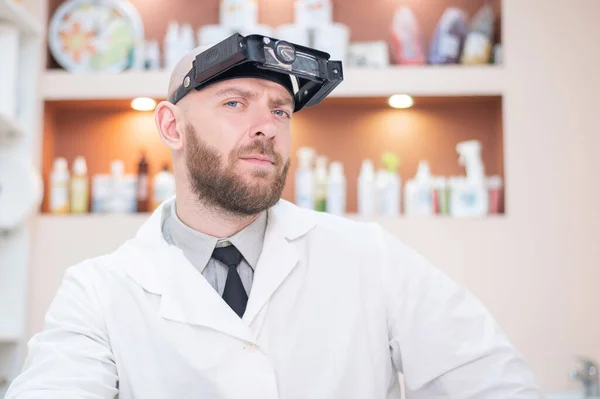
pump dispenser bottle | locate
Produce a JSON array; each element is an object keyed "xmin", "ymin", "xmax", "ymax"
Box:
[{"xmin": 450, "ymin": 140, "xmax": 489, "ymax": 217}]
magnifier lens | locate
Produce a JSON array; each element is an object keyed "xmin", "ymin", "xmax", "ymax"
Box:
[{"xmin": 275, "ymin": 41, "xmax": 296, "ymax": 64}]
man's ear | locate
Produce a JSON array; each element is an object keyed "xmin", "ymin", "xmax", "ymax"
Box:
[{"xmin": 155, "ymin": 101, "xmax": 184, "ymax": 151}]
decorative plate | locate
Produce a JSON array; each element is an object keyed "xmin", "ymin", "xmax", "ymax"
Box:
[{"xmin": 48, "ymin": 0, "xmax": 144, "ymax": 73}]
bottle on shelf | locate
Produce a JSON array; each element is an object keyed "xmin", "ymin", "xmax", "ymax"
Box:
[
  {"xmin": 433, "ymin": 177, "xmax": 450, "ymax": 216},
  {"xmin": 295, "ymin": 147, "xmax": 316, "ymax": 210},
  {"xmin": 404, "ymin": 160, "xmax": 434, "ymax": 217},
  {"xmin": 326, "ymin": 161, "xmax": 346, "ymax": 216},
  {"xmin": 314, "ymin": 155, "xmax": 328, "ymax": 212},
  {"xmin": 449, "ymin": 140, "xmax": 489, "ymax": 217},
  {"xmin": 375, "ymin": 152, "xmax": 401, "ymax": 216},
  {"xmin": 461, "ymin": 3, "xmax": 495, "ymax": 65},
  {"xmin": 152, "ymin": 163, "xmax": 176, "ymax": 211},
  {"xmin": 136, "ymin": 151, "xmax": 150, "ymax": 213},
  {"xmin": 49, "ymin": 157, "xmax": 70, "ymax": 214},
  {"xmin": 429, "ymin": 7, "xmax": 468, "ymax": 65},
  {"xmin": 180, "ymin": 23, "xmax": 196, "ymax": 54},
  {"xmin": 487, "ymin": 175, "xmax": 503, "ymax": 215},
  {"xmin": 70, "ymin": 156, "xmax": 89, "ymax": 214},
  {"xmin": 107, "ymin": 160, "xmax": 129, "ymax": 214},
  {"xmin": 220, "ymin": 0, "xmax": 259, "ymax": 29},
  {"xmin": 163, "ymin": 21, "xmax": 181, "ymax": 71},
  {"xmin": 390, "ymin": 5, "xmax": 427, "ymax": 65},
  {"xmin": 358, "ymin": 158, "xmax": 376, "ymax": 217}
]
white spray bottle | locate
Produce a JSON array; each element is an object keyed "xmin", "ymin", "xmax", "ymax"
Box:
[
  {"xmin": 358, "ymin": 158, "xmax": 376, "ymax": 217},
  {"xmin": 326, "ymin": 161, "xmax": 346, "ymax": 216},
  {"xmin": 404, "ymin": 160, "xmax": 434, "ymax": 216},
  {"xmin": 450, "ymin": 140, "xmax": 489, "ymax": 217},
  {"xmin": 295, "ymin": 147, "xmax": 316, "ymax": 210}
]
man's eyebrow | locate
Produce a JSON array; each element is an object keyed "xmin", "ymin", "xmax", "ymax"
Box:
[
  {"xmin": 214, "ymin": 87, "xmax": 260, "ymax": 99},
  {"xmin": 270, "ymin": 96, "xmax": 294, "ymax": 109}
]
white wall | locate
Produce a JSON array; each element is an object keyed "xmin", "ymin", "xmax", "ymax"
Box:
[{"xmin": 23, "ymin": 0, "xmax": 600, "ymax": 394}]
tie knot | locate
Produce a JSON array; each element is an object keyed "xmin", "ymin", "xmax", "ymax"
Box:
[{"xmin": 211, "ymin": 244, "xmax": 243, "ymax": 268}]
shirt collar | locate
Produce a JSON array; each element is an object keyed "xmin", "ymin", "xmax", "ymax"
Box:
[{"xmin": 164, "ymin": 200, "xmax": 267, "ymax": 272}]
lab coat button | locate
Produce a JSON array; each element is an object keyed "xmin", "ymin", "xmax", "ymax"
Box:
[{"xmin": 243, "ymin": 343, "xmax": 257, "ymax": 352}]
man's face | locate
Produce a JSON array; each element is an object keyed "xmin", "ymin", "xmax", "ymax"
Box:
[{"xmin": 181, "ymin": 77, "xmax": 293, "ymax": 216}]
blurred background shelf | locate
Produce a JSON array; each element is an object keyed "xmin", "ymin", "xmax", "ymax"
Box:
[
  {"xmin": 42, "ymin": 66, "xmax": 505, "ymax": 101},
  {"xmin": 0, "ymin": 334, "xmax": 19, "ymax": 344},
  {"xmin": 0, "ymin": 111, "xmax": 22, "ymax": 138},
  {"xmin": 0, "ymin": 0, "xmax": 42, "ymax": 37}
]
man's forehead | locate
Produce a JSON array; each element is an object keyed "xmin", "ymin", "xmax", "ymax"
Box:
[{"xmin": 205, "ymin": 78, "xmax": 294, "ymax": 101}]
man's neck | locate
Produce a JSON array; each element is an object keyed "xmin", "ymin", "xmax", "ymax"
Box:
[{"xmin": 174, "ymin": 191, "xmax": 259, "ymax": 239}]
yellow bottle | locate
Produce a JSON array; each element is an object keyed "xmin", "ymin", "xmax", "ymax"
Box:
[
  {"xmin": 49, "ymin": 157, "xmax": 70, "ymax": 214},
  {"xmin": 70, "ymin": 156, "xmax": 89, "ymax": 214}
]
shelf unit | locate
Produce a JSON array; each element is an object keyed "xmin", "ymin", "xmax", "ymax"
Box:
[
  {"xmin": 0, "ymin": 334, "xmax": 20, "ymax": 344},
  {"xmin": 19, "ymin": 0, "xmax": 600, "ymax": 393},
  {"xmin": 0, "ymin": 0, "xmax": 41, "ymax": 38},
  {"xmin": 0, "ymin": 110, "xmax": 23, "ymax": 138},
  {"xmin": 0, "ymin": 0, "xmax": 40, "ymax": 142},
  {"xmin": 42, "ymin": 65, "xmax": 505, "ymax": 101},
  {"xmin": 0, "ymin": 0, "xmax": 43, "ymax": 395}
]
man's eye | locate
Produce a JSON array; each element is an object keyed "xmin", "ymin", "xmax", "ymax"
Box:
[
  {"xmin": 273, "ymin": 109, "xmax": 291, "ymax": 118},
  {"xmin": 225, "ymin": 101, "xmax": 241, "ymax": 108}
]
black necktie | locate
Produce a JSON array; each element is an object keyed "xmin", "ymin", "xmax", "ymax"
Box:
[{"xmin": 211, "ymin": 245, "xmax": 248, "ymax": 317}]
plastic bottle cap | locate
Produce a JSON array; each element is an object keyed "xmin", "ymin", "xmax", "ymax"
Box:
[
  {"xmin": 296, "ymin": 147, "xmax": 315, "ymax": 168},
  {"xmin": 381, "ymin": 152, "xmax": 401, "ymax": 173},
  {"xmin": 456, "ymin": 140, "xmax": 482, "ymax": 154},
  {"xmin": 360, "ymin": 159, "xmax": 375, "ymax": 176},
  {"xmin": 315, "ymin": 155, "xmax": 328, "ymax": 168},
  {"xmin": 415, "ymin": 160, "xmax": 431, "ymax": 181},
  {"xmin": 72, "ymin": 156, "xmax": 87, "ymax": 175},
  {"xmin": 329, "ymin": 161, "xmax": 344, "ymax": 176},
  {"xmin": 111, "ymin": 160, "xmax": 125, "ymax": 176},
  {"xmin": 53, "ymin": 157, "xmax": 67, "ymax": 171}
]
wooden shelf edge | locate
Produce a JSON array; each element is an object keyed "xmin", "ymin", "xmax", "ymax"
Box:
[
  {"xmin": 0, "ymin": 0, "xmax": 42, "ymax": 38},
  {"xmin": 42, "ymin": 65, "xmax": 505, "ymax": 101},
  {"xmin": 36, "ymin": 212, "xmax": 506, "ymax": 222}
]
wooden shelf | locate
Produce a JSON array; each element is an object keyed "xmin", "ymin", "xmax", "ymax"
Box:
[
  {"xmin": 38, "ymin": 212, "xmax": 506, "ymax": 221},
  {"xmin": 0, "ymin": 0, "xmax": 42, "ymax": 38},
  {"xmin": 42, "ymin": 66, "xmax": 505, "ymax": 101}
]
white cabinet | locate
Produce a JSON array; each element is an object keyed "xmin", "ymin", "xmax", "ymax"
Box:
[{"xmin": 0, "ymin": 0, "xmax": 42, "ymax": 395}]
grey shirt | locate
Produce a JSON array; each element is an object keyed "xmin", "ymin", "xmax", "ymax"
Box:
[{"xmin": 162, "ymin": 201, "xmax": 267, "ymax": 296}]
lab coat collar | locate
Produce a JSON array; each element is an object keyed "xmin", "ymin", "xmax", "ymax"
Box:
[{"xmin": 125, "ymin": 197, "xmax": 317, "ymax": 341}]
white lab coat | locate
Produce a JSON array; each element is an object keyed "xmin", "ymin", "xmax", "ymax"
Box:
[{"xmin": 7, "ymin": 199, "xmax": 541, "ymax": 399}]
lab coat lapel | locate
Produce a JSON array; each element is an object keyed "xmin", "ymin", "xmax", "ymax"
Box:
[
  {"xmin": 243, "ymin": 200, "xmax": 317, "ymax": 325},
  {"xmin": 126, "ymin": 200, "xmax": 256, "ymax": 344},
  {"xmin": 158, "ymin": 245, "xmax": 256, "ymax": 343}
]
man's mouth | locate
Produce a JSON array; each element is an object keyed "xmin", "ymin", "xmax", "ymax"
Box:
[{"xmin": 240, "ymin": 155, "xmax": 275, "ymax": 165}]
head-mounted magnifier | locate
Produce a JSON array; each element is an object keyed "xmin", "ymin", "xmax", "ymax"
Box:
[{"xmin": 168, "ymin": 33, "xmax": 344, "ymax": 112}]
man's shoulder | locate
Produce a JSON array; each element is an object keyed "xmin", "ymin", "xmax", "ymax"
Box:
[
  {"xmin": 63, "ymin": 238, "xmax": 142, "ymax": 286},
  {"xmin": 276, "ymin": 199, "xmax": 383, "ymax": 240}
]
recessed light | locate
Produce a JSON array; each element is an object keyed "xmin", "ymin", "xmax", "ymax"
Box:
[
  {"xmin": 131, "ymin": 97, "xmax": 157, "ymax": 111},
  {"xmin": 388, "ymin": 94, "xmax": 414, "ymax": 109}
]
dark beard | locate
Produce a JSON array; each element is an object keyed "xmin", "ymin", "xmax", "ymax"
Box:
[{"xmin": 184, "ymin": 124, "xmax": 290, "ymax": 216}]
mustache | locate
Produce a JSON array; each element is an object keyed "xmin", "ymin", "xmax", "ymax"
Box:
[{"xmin": 231, "ymin": 140, "xmax": 283, "ymax": 166}]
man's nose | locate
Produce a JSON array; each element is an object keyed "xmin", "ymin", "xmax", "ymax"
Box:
[{"xmin": 248, "ymin": 109, "xmax": 278, "ymax": 139}]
